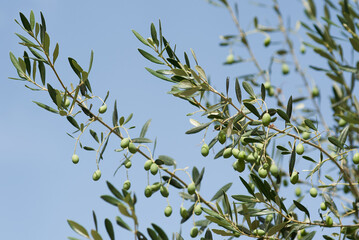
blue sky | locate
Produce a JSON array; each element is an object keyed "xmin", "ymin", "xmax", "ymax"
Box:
[{"xmin": 1, "ymin": 0, "xmax": 343, "ymax": 239}]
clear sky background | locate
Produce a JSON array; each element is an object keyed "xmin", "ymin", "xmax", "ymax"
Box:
[{"xmin": 1, "ymin": 0, "xmax": 343, "ymax": 239}]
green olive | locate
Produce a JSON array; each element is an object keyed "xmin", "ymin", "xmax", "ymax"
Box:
[
  {"xmin": 233, "ymin": 159, "xmax": 245, "ymax": 172},
  {"xmin": 264, "ymin": 36, "xmax": 271, "ymax": 47},
  {"xmin": 144, "ymin": 186, "xmax": 152, "ymax": 198},
  {"xmin": 246, "ymin": 153, "xmax": 256, "ymax": 163},
  {"xmin": 124, "ymin": 160, "xmax": 132, "ymax": 169},
  {"xmin": 237, "ymin": 151, "xmax": 247, "ymax": 161},
  {"xmin": 264, "ymin": 82, "xmax": 271, "ymax": 89},
  {"xmin": 180, "ymin": 207, "xmax": 188, "ymax": 218},
  {"xmin": 266, "ymin": 214, "xmax": 273, "ymax": 222},
  {"xmin": 194, "ymin": 203, "xmax": 202, "ymax": 215},
  {"xmin": 310, "ymin": 187, "xmax": 318, "ymax": 198},
  {"xmin": 320, "ymin": 202, "xmax": 327, "ymax": 211},
  {"xmin": 296, "ymin": 143, "xmax": 305, "ymax": 155},
  {"xmin": 353, "ymin": 153, "xmax": 359, "ymax": 164},
  {"xmin": 218, "ymin": 131, "xmax": 226, "ymax": 144},
  {"xmin": 312, "ymin": 87, "xmax": 319, "ymax": 97},
  {"xmin": 164, "ymin": 206, "xmax": 172, "ymax": 217},
  {"xmin": 269, "ymin": 164, "xmax": 279, "ymax": 177},
  {"xmin": 201, "ymin": 144, "xmax": 209, "ymax": 157},
  {"xmin": 150, "ymin": 182, "xmax": 161, "ymax": 192},
  {"xmin": 290, "ymin": 171, "xmax": 299, "ymax": 184},
  {"xmin": 268, "ymin": 86, "xmax": 275, "ymax": 96},
  {"xmin": 295, "ymin": 187, "xmax": 301, "ymax": 197},
  {"xmin": 120, "ymin": 138, "xmax": 130, "ymax": 149},
  {"xmin": 232, "ymin": 148, "xmax": 240, "ymax": 158},
  {"xmin": 282, "ymin": 63, "xmax": 290, "ymax": 75},
  {"xmin": 144, "ymin": 160, "xmax": 153, "ymax": 170},
  {"xmin": 64, "ymin": 98, "xmax": 71, "ymax": 108},
  {"xmin": 226, "ymin": 54, "xmax": 235, "ymax": 64},
  {"xmin": 300, "ymin": 44, "xmax": 306, "ymax": 54},
  {"xmin": 187, "ymin": 182, "xmax": 196, "ymax": 195},
  {"xmin": 326, "ymin": 216, "xmax": 333, "ymax": 227},
  {"xmin": 160, "ymin": 186, "xmax": 169, "ymax": 197},
  {"xmin": 223, "ymin": 148, "xmax": 233, "ymax": 158},
  {"xmin": 128, "ymin": 142, "xmax": 137, "ymax": 154},
  {"xmin": 123, "ymin": 180, "xmax": 131, "ymax": 190},
  {"xmin": 262, "ymin": 113, "xmax": 271, "ymax": 127},
  {"xmin": 190, "ymin": 227, "xmax": 199, "ymax": 238},
  {"xmin": 302, "ymin": 132, "xmax": 311, "ymax": 140},
  {"xmin": 150, "ymin": 163, "xmax": 159, "ymax": 175},
  {"xmin": 253, "ymin": 229, "xmax": 265, "ymax": 236},
  {"xmin": 258, "ymin": 167, "xmax": 268, "ymax": 178},
  {"xmin": 339, "ymin": 118, "xmax": 347, "ymax": 127},
  {"xmin": 98, "ymin": 104, "xmax": 107, "ymax": 114},
  {"xmin": 92, "ymin": 169, "xmax": 101, "ymax": 181},
  {"xmin": 72, "ymin": 154, "xmax": 79, "ymax": 164}
]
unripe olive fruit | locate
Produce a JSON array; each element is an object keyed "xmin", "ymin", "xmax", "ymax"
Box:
[
  {"xmin": 320, "ymin": 202, "xmax": 327, "ymax": 211},
  {"xmin": 164, "ymin": 206, "xmax": 172, "ymax": 217},
  {"xmin": 295, "ymin": 187, "xmax": 301, "ymax": 197},
  {"xmin": 290, "ymin": 171, "xmax": 299, "ymax": 184},
  {"xmin": 310, "ymin": 187, "xmax": 318, "ymax": 198},
  {"xmin": 302, "ymin": 132, "xmax": 311, "ymax": 140},
  {"xmin": 326, "ymin": 216, "xmax": 333, "ymax": 227},
  {"xmin": 150, "ymin": 182, "xmax": 161, "ymax": 192},
  {"xmin": 300, "ymin": 44, "xmax": 306, "ymax": 54},
  {"xmin": 160, "ymin": 186, "xmax": 169, "ymax": 197},
  {"xmin": 266, "ymin": 214, "xmax": 273, "ymax": 222},
  {"xmin": 128, "ymin": 142, "xmax": 137, "ymax": 154},
  {"xmin": 92, "ymin": 169, "xmax": 101, "ymax": 181},
  {"xmin": 264, "ymin": 36, "xmax": 271, "ymax": 47},
  {"xmin": 233, "ymin": 159, "xmax": 245, "ymax": 172},
  {"xmin": 223, "ymin": 148, "xmax": 233, "ymax": 158},
  {"xmin": 194, "ymin": 203, "xmax": 202, "ymax": 215},
  {"xmin": 253, "ymin": 229, "xmax": 265, "ymax": 236},
  {"xmin": 283, "ymin": 179, "xmax": 288, "ymax": 187},
  {"xmin": 268, "ymin": 86, "xmax": 275, "ymax": 96},
  {"xmin": 237, "ymin": 151, "xmax": 247, "ymax": 161},
  {"xmin": 258, "ymin": 167, "xmax": 268, "ymax": 178},
  {"xmin": 264, "ymin": 82, "xmax": 271, "ymax": 89},
  {"xmin": 262, "ymin": 113, "xmax": 271, "ymax": 126},
  {"xmin": 64, "ymin": 98, "xmax": 71, "ymax": 108},
  {"xmin": 123, "ymin": 180, "xmax": 131, "ymax": 190},
  {"xmin": 282, "ymin": 63, "xmax": 290, "ymax": 75},
  {"xmin": 312, "ymin": 87, "xmax": 319, "ymax": 97},
  {"xmin": 72, "ymin": 154, "xmax": 79, "ymax": 164},
  {"xmin": 339, "ymin": 118, "xmax": 347, "ymax": 127},
  {"xmin": 269, "ymin": 164, "xmax": 279, "ymax": 177},
  {"xmin": 98, "ymin": 104, "xmax": 107, "ymax": 114},
  {"xmin": 59, "ymin": 110, "xmax": 67, "ymax": 116},
  {"xmin": 120, "ymin": 138, "xmax": 130, "ymax": 149},
  {"xmin": 218, "ymin": 131, "xmax": 226, "ymax": 144},
  {"xmin": 190, "ymin": 227, "xmax": 199, "ymax": 238},
  {"xmin": 263, "ymin": 162, "xmax": 269, "ymax": 169},
  {"xmin": 124, "ymin": 160, "xmax": 132, "ymax": 169},
  {"xmin": 144, "ymin": 186, "xmax": 152, "ymax": 198},
  {"xmin": 296, "ymin": 143, "xmax": 305, "ymax": 155},
  {"xmin": 144, "ymin": 160, "xmax": 152, "ymax": 170},
  {"xmin": 150, "ymin": 163, "xmax": 159, "ymax": 175},
  {"xmin": 232, "ymin": 148, "xmax": 240, "ymax": 158},
  {"xmin": 353, "ymin": 153, "xmax": 359, "ymax": 164},
  {"xmin": 201, "ymin": 144, "xmax": 209, "ymax": 157},
  {"xmin": 187, "ymin": 182, "xmax": 196, "ymax": 195},
  {"xmin": 226, "ymin": 53, "xmax": 235, "ymax": 64},
  {"xmin": 180, "ymin": 207, "xmax": 188, "ymax": 218},
  {"xmin": 246, "ymin": 153, "xmax": 256, "ymax": 163}
]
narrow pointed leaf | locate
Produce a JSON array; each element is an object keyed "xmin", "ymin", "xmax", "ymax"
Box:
[
  {"xmin": 211, "ymin": 183, "xmax": 232, "ymax": 201},
  {"xmin": 67, "ymin": 220, "xmax": 89, "ymax": 238},
  {"xmin": 138, "ymin": 49, "xmax": 164, "ymax": 65},
  {"xmin": 140, "ymin": 119, "xmax": 151, "ymax": 138},
  {"xmin": 33, "ymin": 101, "xmax": 58, "ymax": 114}
]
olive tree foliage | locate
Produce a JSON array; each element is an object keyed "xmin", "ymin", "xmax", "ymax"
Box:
[{"xmin": 9, "ymin": 0, "xmax": 359, "ymax": 239}]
